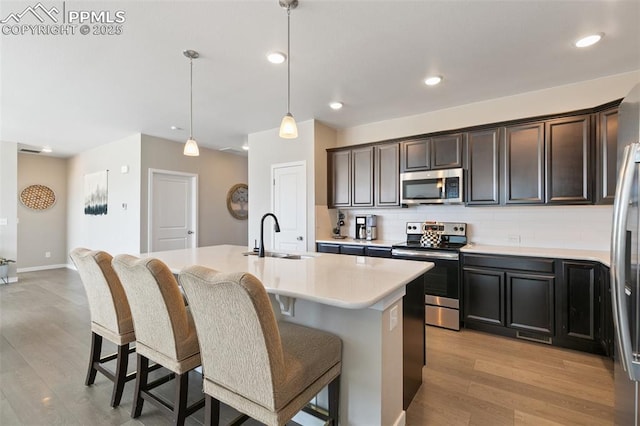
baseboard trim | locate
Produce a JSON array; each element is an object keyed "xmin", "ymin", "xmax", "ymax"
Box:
[
  {"xmin": 17, "ymin": 264, "xmax": 68, "ymax": 273},
  {"xmin": 1, "ymin": 276, "xmax": 19, "ymax": 284}
]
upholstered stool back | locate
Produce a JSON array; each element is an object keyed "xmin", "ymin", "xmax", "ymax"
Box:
[
  {"xmin": 112, "ymin": 254, "xmax": 199, "ymax": 372},
  {"xmin": 70, "ymin": 248, "xmax": 133, "ymax": 344}
]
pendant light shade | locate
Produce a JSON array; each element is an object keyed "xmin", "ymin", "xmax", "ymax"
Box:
[
  {"xmin": 183, "ymin": 49, "xmax": 200, "ymax": 156},
  {"xmin": 279, "ymin": 0, "xmax": 298, "ymax": 139},
  {"xmin": 279, "ymin": 113, "xmax": 298, "ymax": 138}
]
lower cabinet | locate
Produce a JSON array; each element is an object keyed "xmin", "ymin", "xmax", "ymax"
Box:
[
  {"xmin": 462, "ymin": 254, "xmax": 610, "ymax": 355},
  {"xmin": 316, "ymin": 242, "xmax": 392, "ymax": 258}
]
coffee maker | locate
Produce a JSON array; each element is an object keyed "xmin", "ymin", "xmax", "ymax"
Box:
[
  {"xmin": 365, "ymin": 215, "xmax": 377, "ymax": 241},
  {"xmin": 355, "ymin": 216, "xmax": 367, "ymax": 240}
]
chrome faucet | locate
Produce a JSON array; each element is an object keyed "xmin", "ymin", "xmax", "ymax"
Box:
[{"xmin": 259, "ymin": 213, "xmax": 281, "ymax": 257}]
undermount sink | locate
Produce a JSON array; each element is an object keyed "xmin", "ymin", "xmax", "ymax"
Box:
[{"xmin": 243, "ymin": 251, "xmax": 313, "ymax": 260}]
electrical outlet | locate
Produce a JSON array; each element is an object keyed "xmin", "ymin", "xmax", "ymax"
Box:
[
  {"xmin": 508, "ymin": 234, "xmax": 521, "ymax": 244},
  {"xmin": 389, "ymin": 305, "xmax": 398, "ymax": 331},
  {"xmin": 45, "ymin": 252, "xmax": 51, "ymax": 258}
]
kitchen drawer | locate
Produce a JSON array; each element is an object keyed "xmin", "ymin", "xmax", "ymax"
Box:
[
  {"xmin": 316, "ymin": 243, "xmax": 340, "ymax": 254},
  {"xmin": 366, "ymin": 246, "xmax": 392, "ymax": 258},
  {"xmin": 341, "ymin": 245, "xmax": 367, "ymax": 256},
  {"xmin": 463, "ymin": 254, "xmax": 554, "ymax": 273}
]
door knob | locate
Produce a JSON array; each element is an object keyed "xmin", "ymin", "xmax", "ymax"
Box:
[
  {"xmin": 187, "ymin": 230, "xmax": 194, "ymax": 235},
  {"xmin": 297, "ymin": 236, "xmax": 303, "ymax": 241}
]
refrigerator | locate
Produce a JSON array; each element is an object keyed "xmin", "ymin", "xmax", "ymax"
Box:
[{"xmin": 611, "ymin": 82, "xmax": 640, "ymax": 426}]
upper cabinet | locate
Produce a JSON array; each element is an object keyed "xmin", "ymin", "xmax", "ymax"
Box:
[
  {"xmin": 504, "ymin": 123, "xmax": 545, "ymax": 204},
  {"xmin": 596, "ymin": 107, "xmax": 618, "ymax": 204},
  {"xmin": 466, "ymin": 128, "xmax": 500, "ymax": 205},
  {"xmin": 328, "ymin": 143, "xmax": 400, "ymax": 208},
  {"xmin": 400, "ymin": 134, "xmax": 463, "ymax": 172},
  {"xmin": 545, "ymin": 115, "xmax": 592, "ymax": 204}
]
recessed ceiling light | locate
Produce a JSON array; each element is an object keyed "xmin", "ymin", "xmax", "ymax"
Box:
[
  {"xmin": 267, "ymin": 51, "xmax": 286, "ymax": 64},
  {"xmin": 329, "ymin": 101, "xmax": 343, "ymax": 110},
  {"xmin": 41, "ymin": 146, "xmax": 52, "ymax": 153},
  {"xmin": 575, "ymin": 33, "xmax": 603, "ymax": 48},
  {"xmin": 424, "ymin": 76, "xmax": 442, "ymax": 86},
  {"xmin": 170, "ymin": 125, "xmax": 183, "ymax": 130}
]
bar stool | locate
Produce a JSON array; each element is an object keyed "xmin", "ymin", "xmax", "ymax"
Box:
[
  {"xmin": 112, "ymin": 254, "xmax": 204, "ymax": 425},
  {"xmin": 69, "ymin": 248, "xmax": 136, "ymax": 408},
  {"xmin": 179, "ymin": 266, "xmax": 342, "ymax": 426}
]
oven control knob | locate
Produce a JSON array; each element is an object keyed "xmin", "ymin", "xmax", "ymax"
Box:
[
  {"xmin": 460, "ymin": 226, "xmax": 464, "ymax": 232},
  {"xmin": 454, "ymin": 227, "xmax": 458, "ymax": 231}
]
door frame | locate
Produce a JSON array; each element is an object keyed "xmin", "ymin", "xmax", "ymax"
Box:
[
  {"xmin": 147, "ymin": 168, "xmax": 198, "ymax": 253},
  {"xmin": 270, "ymin": 161, "xmax": 307, "ymax": 250}
]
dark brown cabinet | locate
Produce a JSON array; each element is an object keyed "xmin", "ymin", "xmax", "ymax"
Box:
[
  {"xmin": 506, "ymin": 271, "xmax": 555, "ymax": 335},
  {"xmin": 375, "ymin": 143, "xmax": 400, "ymax": 206},
  {"xmin": 328, "ymin": 143, "xmax": 400, "ymax": 208},
  {"xmin": 328, "ymin": 150, "xmax": 351, "ymax": 207},
  {"xmin": 463, "ymin": 267, "xmax": 505, "ymax": 326},
  {"xmin": 352, "ymin": 147, "xmax": 374, "ymax": 207},
  {"xmin": 316, "ymin": 242, "xmax": 392, "ymax": 258},
  {"xmin": 466, "ymin": 128, "xmax": 500, "ymax": 205},
  {"xmin": 545, "ymin": 115, "xmax": 592, "ymax": 204},
  {"xmin": 400, "ymin": 134, "xmax": 463, "ymax": 172},
  {"xmin": 556, "ymin": 261, "xmax": 602, "ymax": 353},
  {"xmin": 504, "ymin": 123, "xmax": 545, "ymax": 204},
  {"xmin": 596, "ymin": 108, "xmax": 619, "ymax": 204}
]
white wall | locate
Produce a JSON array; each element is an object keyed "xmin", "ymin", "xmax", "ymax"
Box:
[
  {"xmin": 140, "ymin": 135, "xmax": 248, "ymax": 252},
  {"xmin": 67, "ymin": 134, "xmax": 142, "ymax": 257},
  {"xmin": 17, "ymin": 154, "xmax": 67, "ymax": 269},
  {"xmin": 0, "ymin": 142, "xmax": 18, "ymax": 281},
  {"xmin": 248, "ymin": 120, "xmax": 320, "ymax": 252},
  {"xmin": 338, "ymin": 71, "xmax": 640, "ymax": 146}
]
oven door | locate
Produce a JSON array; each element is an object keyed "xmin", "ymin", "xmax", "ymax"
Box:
[{"xmin": 392, "ymin": 248, "xmax": 461, "ymax": 330}]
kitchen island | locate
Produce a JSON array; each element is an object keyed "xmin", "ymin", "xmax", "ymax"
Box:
[{"xmin": 143, "ymin": 245, "xmax": 432, "ymax": 426}]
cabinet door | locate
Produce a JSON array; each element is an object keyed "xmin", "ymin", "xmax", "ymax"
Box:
[
  {"xmin": 316, "ymin": 243, "xmax": 340, "ymax": 254},
  {"xmin": 431, "ymin": 134, "xmax": 463, "ymax": 169},
  {"xmin": 366, "ymin": 246, "xmax": 392, "ymax": 258},
  {"xmin": 504, "ymin": 123, "xmax": 545, "ymax": 204},
  {"xmin": 401, "ymin": 139, "xmax": 430, "ymax": 172},
  {"xmin": 340, "ymin": 245, "xmax": 366, "ymax": 256},
  {"xmin": 596, "ymin": 108, "xmax": 618, "ymax": 204},
  {"xmin": 375, "ymin": 143, "xmax": 400, "ymax": 206},
  {"xmin": 506, "ymin": 271, "xmax": 554, "ymax": 335},
  {"xmin": 545, "ymin": 115, "xmax": 592, "ymax": 204},
  {"xmin": 463, "ymin": 267, "xmax": 505, "ymax": 326},
  {"xmin": 329, "ymin": 150, "xmax": 351, "ymax": 207},
  {"xmin": 466, "ymin": 128, "xmax": 500, "ymax": 205},
  {"xmin": 352, "ymin": 147, "xmax": 374, "ymax": 207},
  {"xmin": 560, "ymin": 261, "xmax": 598, "ymax": 341}
]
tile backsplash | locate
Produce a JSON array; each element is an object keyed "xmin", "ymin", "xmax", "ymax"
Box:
[{"xmin": 316, "ymin": 204, "xmax": 613, "ymax": 251}]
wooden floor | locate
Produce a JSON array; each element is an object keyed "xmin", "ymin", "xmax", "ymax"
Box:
[{"xmin": 1, "ymin": 269, "xmax": 614, "ymax": 425}]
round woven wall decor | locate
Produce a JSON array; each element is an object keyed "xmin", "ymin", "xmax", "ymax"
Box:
[{"xmin": 20, "ymin": 184, "xmax": 56, "ymax": 210}]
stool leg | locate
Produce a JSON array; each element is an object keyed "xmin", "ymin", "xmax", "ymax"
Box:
[
  {"xmin": 85, "ymin": 332, "xmax": 102, "ymax": 386},
  {"xmin": 173, "ymin": 372, "xmax": 189, "ymax": 426},
  {"xmin": 328, "ymin": 375, "xmax": 340, "ymax": 426},
  {"xmin": 132, "ymin": 354, "xmax": 148, "ymax": 418},
  {"xmin": 110, "ymin": 343, "xmax": 130, "ymax": 407},
  {"xmin": 204, "ymin": 395, "xmax": 220, "ymax": 426}
]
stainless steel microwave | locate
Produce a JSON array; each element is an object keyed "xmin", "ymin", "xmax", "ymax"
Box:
[{"xmin": 400, "ymin": 168, "xmax": 463, "ymax": 205}]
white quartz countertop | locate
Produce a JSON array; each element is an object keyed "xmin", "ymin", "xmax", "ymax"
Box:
[
  {"xmin": 143, "ymin": 245, "xmax": 432, "ymax": 309},
  {"xmin": 315, "ymin": 237, "xmax": 401, "ymax": 247},
  {"xmin": 461, "ymin": 243, "xmax": 610, "ymax": 267}
]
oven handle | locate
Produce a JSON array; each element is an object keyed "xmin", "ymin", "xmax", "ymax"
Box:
[{"xmin": 391, "ymin": 248, "xmax": 459, "ymax": 261}]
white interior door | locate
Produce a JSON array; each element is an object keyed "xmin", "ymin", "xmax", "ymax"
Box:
[
  {"xmin": 272, "ymin": 162, "xmax": 306, "ymax": 252},
  {"xmin": 149, "ymin": 169, "xmax": 197, "ymax": 252}
]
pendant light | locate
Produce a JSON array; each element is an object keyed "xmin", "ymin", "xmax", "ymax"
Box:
[
  {"xmin": 183, "ymin": 49, "xmax": 200, "ymax": 156},
  {"xmin": 279, "ymin": 0, "xmax": 298, "ymax": 139}
]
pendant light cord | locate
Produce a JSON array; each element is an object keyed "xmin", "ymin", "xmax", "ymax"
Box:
[
  {"xmin": 189, "ymin": 57, "xmax": 194, "ymax": 139},
  {"xmin": 287, "ymin": 6, "xmax": 291, "ymax": 114}
]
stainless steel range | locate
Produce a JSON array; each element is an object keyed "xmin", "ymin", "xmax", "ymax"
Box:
[{"xmin": 392, "ymin": 221, "xmax": 467, "ymax": 331}]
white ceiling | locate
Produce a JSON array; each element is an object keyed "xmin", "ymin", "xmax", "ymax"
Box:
[{"xmin": 1, "ymin": 0, "xmax": 639, "ymax": 158}]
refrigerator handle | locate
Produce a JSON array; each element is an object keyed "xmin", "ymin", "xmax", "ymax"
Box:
[{"xmin": 611, "ymin": 142, "xmax": 640, "ymax": 381}]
